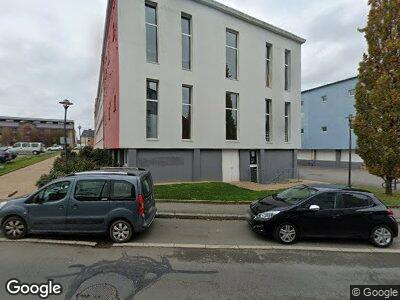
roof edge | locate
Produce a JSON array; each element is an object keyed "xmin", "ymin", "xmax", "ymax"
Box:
[
  {"xmin": 302, "ymin": 76, "xmax": 358, "ymax": 94},
  {"xmin": 193, "ymin": 0, "xmax": 306, "ymax": 44}
]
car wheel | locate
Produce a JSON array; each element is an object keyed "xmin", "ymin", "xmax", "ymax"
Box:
[
  {"xmin": 109, "ymin": 220, "xmax": 133, "ymax": 243},
  {"xmin": 370, "ymin": 225, "xmax": 393, "ymax": 248},
  {"xmin": 2, "ymin": 216, "xmax": 27, "ymax": 240},
  {"xmin": 32, "ymin": 151, "xmax": 38, "ymax": 155},
  {"xmin": 274, "ymin": 223, "xmax": 298, "ymax": 244}
]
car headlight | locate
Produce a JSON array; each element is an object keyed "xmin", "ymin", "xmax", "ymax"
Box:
[
  {"xmin": 256, "ymin": 211, "xmax": 280, "ymax": 220},
  {"xmin": 0, "ymin": 201, "xmax": 7, "ymax": 210}
]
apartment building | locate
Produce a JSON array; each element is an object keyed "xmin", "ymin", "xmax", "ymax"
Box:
[
  {"xmin": 94, "ymin": 0, "xmax": 305, "ymax": 183},
  {"xmin": 299, "ymin": 77, "xmax": 364, "ymax": 167}
]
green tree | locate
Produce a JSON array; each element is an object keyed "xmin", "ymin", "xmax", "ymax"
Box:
[{"xmin": 354, "ymin": 0, "xmax": 400, "ymax": 195}]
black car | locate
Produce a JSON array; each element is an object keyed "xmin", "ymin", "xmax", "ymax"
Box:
[
  {"xmin": 0, "ymin": 150, "xmax": 12, "ymax": 163},
  {"xmin": 248, "ymin": 184, "xmax": 398, "ymax": 247}
]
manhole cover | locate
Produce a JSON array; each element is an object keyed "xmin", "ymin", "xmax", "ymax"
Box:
[{"xmin": 76, "ymin": 283, "xmax": 119, "ymax": 300}]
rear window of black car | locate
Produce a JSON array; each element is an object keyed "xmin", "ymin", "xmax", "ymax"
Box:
[{"xmin": 338, "ymin": 193, "xmax": 373, "ymax": 209}]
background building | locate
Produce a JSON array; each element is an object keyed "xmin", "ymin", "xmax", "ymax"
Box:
[
  {"xmin": 80, "ymin": 129, "xmax": 95, "ymax": 147},
  {"xmin": 0, "ymin": 116, "xmax": 75, "ymax": 147},
  {"xmin": 94, "ymin": 0, "xmax": 305, "ymax": 183},
  {"xmin": 298, "ymin": 77, "xmax": 364, "ymax": 167}
]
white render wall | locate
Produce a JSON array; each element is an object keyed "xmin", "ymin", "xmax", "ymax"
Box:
[
  {"xmin": 118, "ymin": 0, "xmax": 302, "ymax": 150},
  {"xmin": 94, "ymin": 77, "xmax": 104, "ymax": 149}
]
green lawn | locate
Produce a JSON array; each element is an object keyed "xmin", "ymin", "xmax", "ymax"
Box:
[
  {"xmin": 0, "ymin": 152, "xmax": 59, "ymax": 176},
  {"xmin": 155, "ymin": 182, "xmax": 280, "ymax": 202},
  {"xmin": 154, "ymin": 182, "xmax": 400, "ymax": 207}
]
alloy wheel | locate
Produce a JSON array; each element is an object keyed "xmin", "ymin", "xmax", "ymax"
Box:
[
  {"xmin": 373, "ymin": 227, "xmax": 392, "ymax": 247},
  {"xmin": 4, "ymin": 219, "xmax": 25, "ymax": 238},
  {"xmin": 279, "ymin": 224, "xmax": 296, "ymax": 243},
  {"xmin": 111, "ymin": 221, "xmax": 131, "ymax": 242}
]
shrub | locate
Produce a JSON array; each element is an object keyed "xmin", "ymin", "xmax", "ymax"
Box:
[{"xmin": 36, "ymin": 146, "xmax": 114, "ymax": 187}]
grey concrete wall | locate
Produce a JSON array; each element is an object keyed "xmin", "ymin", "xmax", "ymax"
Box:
[
  {"xmin": 261, "ymin": 150, "xmax": 296, "ymax": 183},
  {"xmin": 199, "ymin": 150, "xmax": 222, "ymax": 181},
  {"xmin": 298, "ymin": 159, "xmax": 363, "ymax": 169}
]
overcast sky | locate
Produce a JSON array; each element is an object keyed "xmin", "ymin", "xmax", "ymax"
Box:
[{"xmin": 0, "ymin": 0, "xmax": 369, "ymax": 131}]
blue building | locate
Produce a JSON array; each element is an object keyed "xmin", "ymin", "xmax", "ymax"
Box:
[{"xmin": 298, "ymin": 77, "xmax": 364, "ymax": 167}]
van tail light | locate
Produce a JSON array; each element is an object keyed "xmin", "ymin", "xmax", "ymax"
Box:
[
  {"xmin": 138, "ymin": 194, "xmax": 145, "ymax": 217},
  {"xmin": 387, "ymin": 208, "xmax": 394, "ymax": 217}
]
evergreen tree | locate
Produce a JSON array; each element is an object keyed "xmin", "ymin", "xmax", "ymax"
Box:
[{"xmin": 354, "ymin": 0, "xmax": 400, "ymax": 195}]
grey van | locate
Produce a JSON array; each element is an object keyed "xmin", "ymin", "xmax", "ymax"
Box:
[{"xmin": 0, "ymin": 168, "xmax": 157, "ymax": 243}]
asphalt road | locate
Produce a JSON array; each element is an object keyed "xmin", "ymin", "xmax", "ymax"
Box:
[{"xmin": 0, "ymin": 242, "xmax": 399, "ymax": 299}]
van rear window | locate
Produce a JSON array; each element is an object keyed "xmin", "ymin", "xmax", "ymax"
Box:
[{"xmin": 111, "ymin": 180, "xmax": 136, "ymax": 201}]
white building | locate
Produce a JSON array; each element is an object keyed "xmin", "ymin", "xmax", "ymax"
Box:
[{"xmin": 94, "ymin": 0, "xmax": 305, "ymax": 183}]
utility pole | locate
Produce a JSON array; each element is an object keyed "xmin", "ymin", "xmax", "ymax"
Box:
[
  {"xmin": 59, "ymin": 99, "xmax": 73, "ymax": 173},
  {"xmin": 78, "ymin": 125, "xmax": 82, "ymax": 149},
  {"xmin": 347, "ymin": 114, "xmax": 354, "ymax": 187}
]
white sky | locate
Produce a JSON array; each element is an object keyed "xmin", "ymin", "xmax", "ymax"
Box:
[{"xmin": 0, "ymin": 0, "xmax": 369, "ymax": 131}]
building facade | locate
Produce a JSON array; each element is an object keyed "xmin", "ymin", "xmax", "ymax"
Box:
[
  {"xmin": 94, "ymin": 0, "xmax": 305, "ymax": 183},
  {"xmin": 80, "ymin": 129, "xmax": 95, "ymax": 147},
  {"xmin": 0, "ymin": 116, "xmax": 75, "ymax": 147},
  {"xmin": 299, "ymin": 77, "xmax": 364, "ymax": 167}
]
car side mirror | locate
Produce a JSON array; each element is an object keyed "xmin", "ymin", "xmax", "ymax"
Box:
[{"xmin": 309, "ymin": 205, "xmax": 320, "ymax": 211}]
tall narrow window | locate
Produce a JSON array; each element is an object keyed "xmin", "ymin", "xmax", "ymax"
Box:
[
  {"xmin": 182, "ymin": 85, "xmax": 192, "ymax": 140},
  {"xmin": 226, "ymin": 92, "xmax": 239, "ymax": 140},
  {"xmin": 284, "ymin": 50, "xmax": 291, "ymax": 91},
  {"xmin": 146, "ymin": 80, "xmax": 158, "ymax": 139},
  {"xmin": 284, "ymin": 102, "xmax": 291, "ymax": 142},
  {"xmin": 145, "ymin": 2, "xmax": 158, "ymax": 63},
  {"xmin": 265, "ymin": 43, "xmax": 272, "ymax": 87},
  {"xmin": 181, "ymin": 14, "xmax": 192, "ymax": 70},
  {"xmin": 226, "ymin": 30, "xmax": 238, "ymax": 79},
  {"xmin": 265, "ymin": 99, "xmax": 272, "ymax": 142}
]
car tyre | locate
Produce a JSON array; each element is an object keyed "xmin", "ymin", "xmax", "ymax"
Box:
[
  {"xmin": 32, "ymin": 151, "xmax": 38, "ymax": 155},
  {"xmin": 109, "ymin": 220, "xmax": 133, "ymax": 243},
  {"xmin": 274, "ymin": 223, "xmax": 298, "ymax": 244},
  {"xmin": 370, "ymin": 225, "xmax": 393, "ymax": 248},
  {"xmin": 2, "ymin": 216, "xmax": 27, "ymax": 240}
]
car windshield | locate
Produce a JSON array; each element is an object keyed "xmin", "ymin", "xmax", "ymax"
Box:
[{"xmin": 275, "ymin": 186, "xmax": 317, "ymax": 205}]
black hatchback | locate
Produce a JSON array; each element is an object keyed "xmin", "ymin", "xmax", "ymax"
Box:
[{"xmin": 248, "ymin": 184, "xmax": 398, "ymax": 247}]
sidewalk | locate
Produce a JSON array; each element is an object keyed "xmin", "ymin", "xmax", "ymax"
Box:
[
  {"xmin": 0, "ymin": 156, "xmax": 56, "ymax": 200},
  {"xmin": 156, "ymin": 201, "xmax": 400, "ymax": 222}
]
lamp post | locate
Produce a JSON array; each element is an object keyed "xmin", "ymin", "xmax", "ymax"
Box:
[
  {"xmin": 59, "ymin": 99, "xmax": 73, "ymax": 173},
  {"xmin": 78, "ymin": 125, "xmax": 82, "ymax": 149},
  {"xmin": 346, "ymin": 114, "xmax": 355, "ymax": 187}
]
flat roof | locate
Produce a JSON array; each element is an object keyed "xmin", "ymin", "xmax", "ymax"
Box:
[
  {"xmin": 302, "ymin": 76, "xmax": 358, "ymax": 94},
  {"xmin": 0, "ymin": 116, "xmax": 74, "ymax": 123}
]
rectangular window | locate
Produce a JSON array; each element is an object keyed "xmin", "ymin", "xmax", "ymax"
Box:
[
  {"xmin": 145, "ymin": 2, "xmax": 158, "ymax": 63},
  {"xmin": 284, "ymin": 102, "xmax": 291, "ymax": 142},
  {"xmin": 226, "ymin": 30, "xmax": 238, "ymax": 79},
  {"xmin": 265, "ymin": 43, "xmax": 272, "ymax": 87},
  {"xmin": 321, "ymin": 95, "xmax": 327, "ymax": 103},
  {"xmin": 301, "ymin": 128, "xmax": 304, "ymax": 134},
  {"xmin": 74, "ymin": 180, "xmax": 108, "ymax": 202},
  {"xmin": 181, "ymin": 14, "xmax": 192, "ymax": 70},
  {"xmin": 321, "ymin": 126, "xmax": 328, "ymax": 132},
  {"xmin": 265, "ymin": 99, "xmax": 272, "ymax": 142},
  {"xmin": 182, "ymin": 85, "xmax": 192, "ymax": 140},
  {"xmin": 284, "ymin": 50, "xmax": 291, "ymax": 91},
  {"xmin": 146, "ymin": 79, "xmax": 158, "ymax": 139},
  {"xmin": 226, "ymin": 92, "xmax": 239, "ymax": 140},
  {"xmin": 110, "ymin": 180, "xmax": 136, "ymax": 201},
  {"xmin": 348, "ymin": 89, "xmax": 355, "ymax": 96}
]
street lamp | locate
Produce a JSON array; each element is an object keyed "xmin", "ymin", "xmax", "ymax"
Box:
[
  {"xmin": 346, "ymin": 114, "xmax": 355, "ymax": 187},
  {"xmin": 78, "ymin": 125, "xmax": 82, "ymax": 149},
  {"xmin": 59, "ymin": 99, "xmax": 73, "ymax": 173}
]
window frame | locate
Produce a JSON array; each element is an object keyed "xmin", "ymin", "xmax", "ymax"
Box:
[
  {"xmin": 29, "ymin": 180, "xmax": 71, "ymax": 204},
  {"xmin": 321, "ymin": 126, "xmax": 328, "ymax": 133},
  {"xmin": 338, "ymin": 192, "xmax": 375, "ymax": 210},
  {"xmin": 284, "ymin": 49, "xmax": 291, "ymax": 91},
  {"xmin": 284, "ymin": 102, "xmax": 291, "ymax": 143},
  {"xmin": 181, "ymin": 13, "xmax": 192, "ymax": 70},
  {"xmin": 265, "ymin": 43, "xmax": 272, "ymax": 87},
  {"xmin": 73, "ymin": 179, "xmax": 109, "ymax": 202},
  {"xmin": 321, "ymin": 95, "xmax": 327, "ymax": 103},
  {"xmin": 110, "ymin": 180, "xmax": 136, "ymax": 201},
  {"xmin": 225, "ymin": 29, "xmax": 239, "ymax": 80},
  {"xmin": 146, "ymin": 79, "xmax": 159, "ymax": 140},
  {"xmin": 145, "ymin": 1, "xmax": 158, "ymax": 63},
  {"xmin": 265, "ymin": 99, "xmax": 272, "ymax": 142},
  {"xmin": 304, "ymin": 192, "xmax": 338, "ymax": 211},
  {"xmin": 225, "ymin": 92, "xmax": 239, "ymax": 141},
  {"xmin": 181, "ymin": 85, "xmax": 193, "ymax": 141}
]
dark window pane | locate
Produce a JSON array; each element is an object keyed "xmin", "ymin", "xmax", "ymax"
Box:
[
  {"xmin": 111, "ymin": 181, "xmax": 135, "ymax": 201},
  {"xmin": 182, "ymin": 105, "xmax": 191, "ymax": 139},
  {"xmin": 265, "ymin": 100, "xmax": 270, "ymax": 114},
  {"xmin": 74, "ymin": 180, "xmax": 107, "ymax": 202},
  {"xmin": 265, "ymin": 115, "xmax": 270, "ymax": 141},
  {"xmin": 226, "ymin": 31, "xmax": 237, "ymax": 48},
  {"xmin": 226, "ymin": 93, "xmax": 238, "ymax": 109},
  {"xmin": 145, "ymin": 4, "xmax": 157, "ymax": 24},
  {"xmin": 340, "ymin": 194, "xmax": 372, "ymax": 209},
  {"xmin": 266, "ymin": 44, "xmax": 271, "ymax": 59},
  {"xmin": 38, "ymin": 181, "xmax": 70, "ymax": 203},
  {"xmin": 146, "ymin": 24, "xmax": 158, "ymax": 62},
  {"xmin": 142, "ymin": 176, "xmax": 153, "ymax": 196},
  {"xmin": 182, "ymin": 86, "xmax": 191, "ymax": 104},
  {"xmin": 146, "ymin": 81, "xmax": 158, "ymax": 100},
  {"xmin": 226, "ymin": 109, "xmax": 238, "ymax": 140},
  {"xmin": 182, "ymin": 35, "xmax": 191, "ymax": 69},
  {"xmin": 181, "ymin": 17, "xmax": 190, "ymax": 35},
  {"xmin": 226, "ymin": 47, "xmax": 237, "ymax": 79},
  {"xmin": 308, "ymin": 193, "xmax": 336, "ymax": 210},
  {"xmin": 146, "ymin": 101, "xmax": 158, "ymax": 138}
]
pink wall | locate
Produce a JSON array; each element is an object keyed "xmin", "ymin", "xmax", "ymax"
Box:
[{"xmin": 103, "ymin": 0, "xmax": 119, "ymax": 149}]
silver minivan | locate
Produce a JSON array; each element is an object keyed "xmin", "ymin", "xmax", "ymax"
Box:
[{"xmin": 11, "ymin": 142, "xmax": 45, "ymax": 155}]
